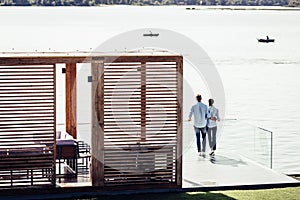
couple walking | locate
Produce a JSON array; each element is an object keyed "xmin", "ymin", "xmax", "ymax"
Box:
[{"xmin": 188, "ymin": 94, "xmax": 220, "ymax": 156}]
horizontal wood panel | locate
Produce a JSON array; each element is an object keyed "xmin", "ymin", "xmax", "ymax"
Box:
[
  {"xmin": 0, "ymin": 65, "xmax": 55, "ymax": 188},
  {"xmin": 102, "ymin": 61, "xmax": 178, "ymax": 187}
]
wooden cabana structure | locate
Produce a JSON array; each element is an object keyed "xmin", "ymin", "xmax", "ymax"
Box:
[{"xmin": 0, "ymin": 52, "xmax": 183, "ymax": 190}]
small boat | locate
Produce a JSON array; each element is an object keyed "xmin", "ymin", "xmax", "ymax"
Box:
[
  {"xmin": 257, "ymin": 36, "xmax": 275, "ymax": 43},
  {"xmin": 143, "ymin": 31, "xmax": 159, "ymax": 37}
]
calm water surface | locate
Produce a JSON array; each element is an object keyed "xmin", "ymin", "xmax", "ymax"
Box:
[{"xmin": 0, "ymin": 6, "xmax": 299, "ymax": 174}]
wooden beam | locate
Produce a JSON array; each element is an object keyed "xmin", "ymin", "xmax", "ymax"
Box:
[
  {"xmin": 91, "ymin": 62, "xmax": 104, "ymax": 187},
  {"xmin": 53, "ymin": 64, "xmax": 57, "ymax": 186},
  {"xmin": 176, "ymin": 57, "xmax": 183, "ymax": 188},
  {"xmin": 140, "ymin": 62, "xmax": 146, "ymax": 142},
  {"xmin": 65, "ymin": 63, "xmax": 77, "ymax": 139},
  {"xmin": 0, "ymin": 55, "xmax": 181, "ymax": 66}
]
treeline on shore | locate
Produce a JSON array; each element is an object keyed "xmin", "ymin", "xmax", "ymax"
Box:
[{"xmin": 0, "ymin": 0, "xmax": 299, "ymax": 7}]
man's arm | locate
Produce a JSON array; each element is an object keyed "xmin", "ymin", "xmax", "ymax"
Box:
[
  {"xmin": 188, "ymin": 106, "xmax": 194, "ymax": 121},
  {"xmin": 208, "ymin": 107, "xmax": 217, "ymax": 121}
]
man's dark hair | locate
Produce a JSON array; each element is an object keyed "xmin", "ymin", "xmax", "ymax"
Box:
[
  {"xmin": 196, "ymin": 94, "xmax": 202, "ymax": 102},
  {"xmin": 209, "ymin": 98, "xmax": 214, "ymax": 106}
]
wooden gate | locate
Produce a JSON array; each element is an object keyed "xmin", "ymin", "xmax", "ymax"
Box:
[
  {"xmin": 91, "ymin": 56, "xmax": 183, "ymax": 189},
  {"xmin": 0, "ymin": 65, "xmax": 55, "ymax": 187}
]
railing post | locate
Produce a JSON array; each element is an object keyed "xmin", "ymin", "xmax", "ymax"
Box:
[{"xmin": 270, "ymin": 131, "xmax": 273, "ymax": 169}]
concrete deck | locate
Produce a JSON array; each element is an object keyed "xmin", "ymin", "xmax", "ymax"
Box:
[
  {"xmin": 54, "ymin": 126, "xmax": 299, "ymax": 189},
  {"xmin": 182, "ymin": 140, "xmax": 298, "ymax": 188}
]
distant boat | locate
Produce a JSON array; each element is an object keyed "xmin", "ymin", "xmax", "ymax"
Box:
[
  {"xmin": 143, "ymin": 31, "xmax": 159, "ymax": 37},
  {"xmin": 257, "ymin": 36, "xmax": 275, "ymax": 43}
]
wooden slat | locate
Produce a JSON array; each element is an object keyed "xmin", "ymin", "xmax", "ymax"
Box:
[
  {"xmin": 0, "ymin": 70, "xmax": 54, "ymax": 73},
  {"xmin": 0, "ymin": 81, "xmax": 54, "ymax": 85}
]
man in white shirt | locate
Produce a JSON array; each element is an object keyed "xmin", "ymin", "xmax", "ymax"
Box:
[
  {"xmin": 207, "ymin": 99, "xmax": 220, "ymax": 156},
  {"xmin": 188, "ymin": 94, "xmax": 208, "ymax": 155}
]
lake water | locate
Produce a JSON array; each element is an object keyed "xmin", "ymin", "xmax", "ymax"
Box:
[{"xmin": 0, "ymin": 6, "xmax": 299, "ymax": 174}]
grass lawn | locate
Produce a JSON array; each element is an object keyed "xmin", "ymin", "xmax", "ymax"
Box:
[
  {"xmin": 78, "ymin": 186, "xmax": 300, "ymax": 200},
  {"xmin": 215, "ymin": 187, "xmax": 300, "ymax": 200}
]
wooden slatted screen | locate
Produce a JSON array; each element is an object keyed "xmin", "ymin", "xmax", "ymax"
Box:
[
  {"xmin": 0, "ymin": 65, "xmax": 55, "ymax": 187},
  {"xmin": 101, "ymin": 61, "xmax": 180, "ymax": 188}
]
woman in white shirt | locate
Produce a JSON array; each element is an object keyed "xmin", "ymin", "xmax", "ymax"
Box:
[{"xmin": 207, "ymin": 99, "xmax": 220, "ymax": 156}]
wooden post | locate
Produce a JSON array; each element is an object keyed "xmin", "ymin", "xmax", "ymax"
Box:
[
  {"xmin": 176, "ymin": 57, "xmax": 183, "ymax": 187},
  {"xmin": 53, "ymin": 64, "xmax": 57, "ymax": 186},
  {"xmin": 91, "ymin": 62, "xmax": 104, "ymax": 187},
  {"xmin": 65, "ymin": 63, "xmax": 77, "ymax": 139},
  {"xmin": 140, "ymin": 62, "xmax": 146, "ymax": 142}
]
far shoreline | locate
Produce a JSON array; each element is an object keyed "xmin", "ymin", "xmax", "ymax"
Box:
[
  {"xmin": 0, "ymin": 5, "xmax": 299, "ymax": 10},
  {"xmin": 185, "ymin": 5, "xmax": 300, "ymax": 11}
]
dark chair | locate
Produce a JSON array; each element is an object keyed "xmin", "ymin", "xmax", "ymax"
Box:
[
  {"xmin": 77, "ymin": 141, "xmax": 91, "ymax": 173},
  {"xmin": 56, "ymin": 140, "xmax": 78, "ymax": 178}
]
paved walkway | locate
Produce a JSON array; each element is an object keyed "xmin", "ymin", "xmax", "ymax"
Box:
[{"xmin": 182, "ymin": 137, "xmax": 298, "ymax": 188}]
